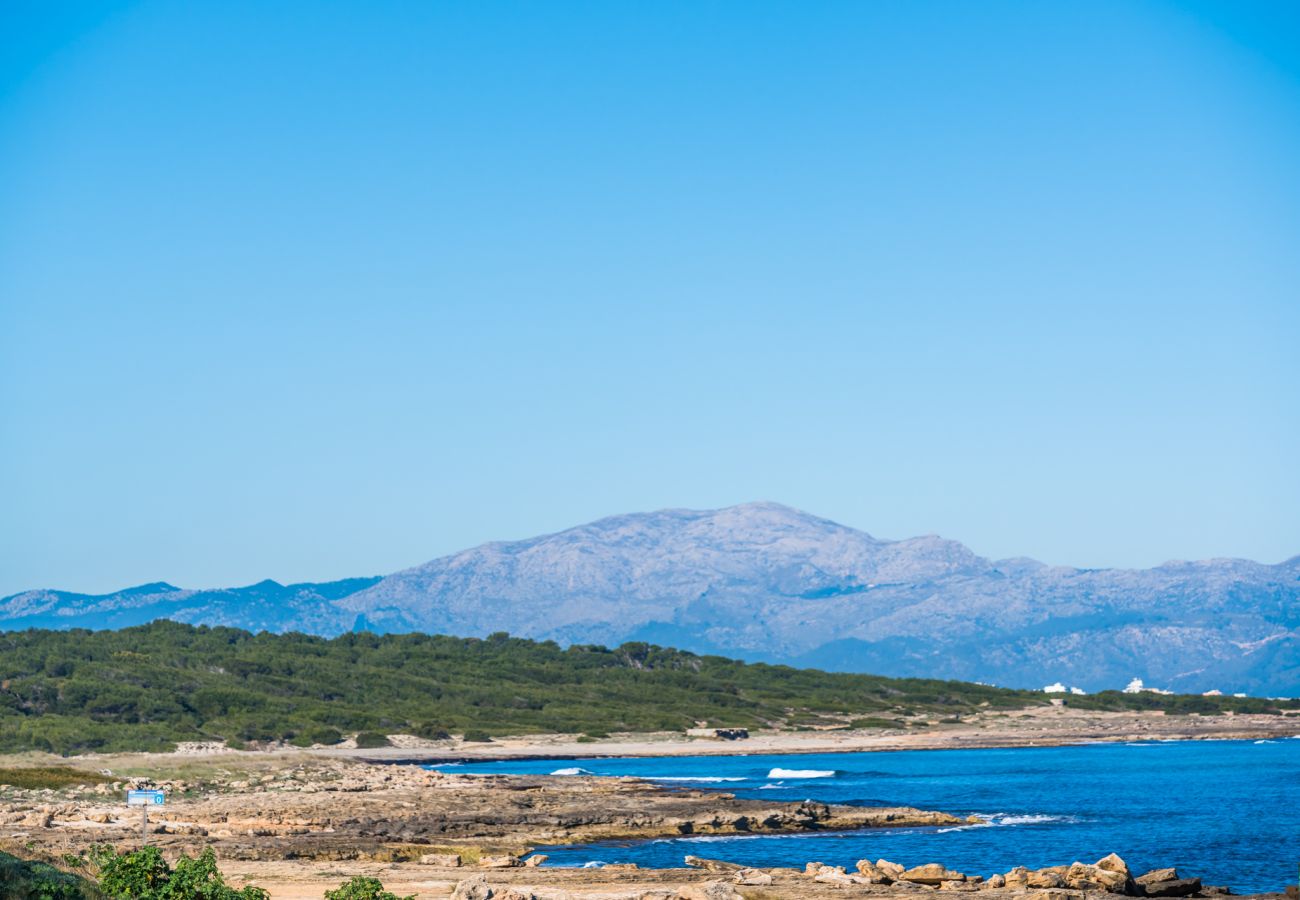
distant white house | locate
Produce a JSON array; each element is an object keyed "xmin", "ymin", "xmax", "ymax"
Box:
[{"xmin": 1123, "ymin": 677, "xmax": 1172, "ymax": 695}]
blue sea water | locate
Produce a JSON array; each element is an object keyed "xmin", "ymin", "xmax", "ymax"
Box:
[{"xmin": 424, "ymin": 739, "xmax": 1300, "ymax": 894}]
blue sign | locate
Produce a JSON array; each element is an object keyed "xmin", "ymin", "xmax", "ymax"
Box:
[{"xmin": 126, "ymin": 790, "xmax": 165, "ymax": 806}]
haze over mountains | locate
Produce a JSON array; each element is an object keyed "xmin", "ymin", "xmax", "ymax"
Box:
[{"xmin": 4, "ymin": 502, "xmax": 1297, "ymax": 696}]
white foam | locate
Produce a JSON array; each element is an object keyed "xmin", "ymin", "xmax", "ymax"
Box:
[
  {"xmin": 997, "ymin": 813, "xmax": 1072, "ymax": 826},
  {"xmin": 938, "ymin": 812, "xmax": 1078, "ymax": 833},
  {"xmin": 581, "ymin": 861, "xmax": 605, "ymax": 868},
  {"xmin": 1254, "ymin": 740, "xmax": 1277, "ymax": 745},
  {"xmin": 767, "ymin": 768, "xmax": 836, "ymax": 779},
  {"xmin": 646, "ymin": 776, "xmax": 746, "ymax": 782},
  {"xmin": 550, "ymin": 767, "xmax": 593, "ymax": 776}
]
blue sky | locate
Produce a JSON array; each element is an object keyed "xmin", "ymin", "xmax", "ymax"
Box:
[{"xmin": 2, "ymin": 1, "xmax": 1298, "ymax": 595}]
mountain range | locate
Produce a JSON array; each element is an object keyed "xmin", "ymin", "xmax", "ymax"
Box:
[{"xmin": 4, "ymin": 502, "xmax": 1298, "ymax": 696}]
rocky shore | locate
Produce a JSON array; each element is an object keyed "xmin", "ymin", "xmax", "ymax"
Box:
[{"xmin": 1, "ymin": 751, "xmax": 1293, "ymax": 899}]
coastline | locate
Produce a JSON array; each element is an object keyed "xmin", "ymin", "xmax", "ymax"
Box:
[{"xmin": 4, "ymin": 707, "xmax": 1298, "ymax": 898}]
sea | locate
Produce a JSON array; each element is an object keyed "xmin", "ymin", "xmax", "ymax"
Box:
[{"xmin": 423, "ymin": 738, "xmax": 1300, "ymax": 894}]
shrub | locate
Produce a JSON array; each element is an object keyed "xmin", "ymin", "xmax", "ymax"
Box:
[
  {"xmin": 0, "ymin": 850, "xmax": 97, "ymax": 900},
  {"xmin": 307, "ymin": 726, "xmax": 344, "ymax": 745},
  {"xmin": 461, "ymin": 729, "xmax": 492, "ymax": 743},
  {"xmin": 90, "ymin": 845, "xmax": 267, "ymax": 900},
  {"xmin": 409, "ymin": 723, "xmax": 451, "ymax": 740},
  {"xmin": 354, "ymin": 732, "xmax": 391, "ymax": 749},
  {"xmin": 323, "ymin": 876, "xmax": 414, "ymax": 900}
]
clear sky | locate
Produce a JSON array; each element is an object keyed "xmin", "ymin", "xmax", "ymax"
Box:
[{"xmin": 2, "ymin": 1, "xmax": 1298, "ymax": 596}]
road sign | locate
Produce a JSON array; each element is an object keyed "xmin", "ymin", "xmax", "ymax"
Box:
[{"xmin": 126, "ymin": 790, "xmax": 165, "ymax": 806}]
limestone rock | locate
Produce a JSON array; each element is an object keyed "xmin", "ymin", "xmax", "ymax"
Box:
[
  {"xmin": 1004, "ymin": 867, "xmax": 1031, "ymax": 889},
  {"xmin": 685, "ymin": 856, "xmax": 744, "ymax": 873},
  {"xmin": 479, "ymin": 855, "xmax": 522, "ymax": 868},
  {"xmin": 1141, "ymin": 878, "xmax": 1203, "ymax": 897},
  {"xmin": 732, "ymin": 868, "xmax": 773, "ymax": 886},
  {"xmin": 901, "ymin": 864, "xmax": 966, "ymax": 885},
  {"xmin": 1137, "ymin": 869, "xmax": 1180, "ymax": 886},
  {"xmin": 1064, "ymin": 862, "xmax": 1128, "ymax": 893},
  {"xmin": 985, "ymin": 874, "xmax": 1006, "ymax": 889},
  {"xmin": 856, "ymin": 860, "xmax": 894, "ymax": 884},
  {"xmin": 877, "ymin": 860, "xmax": 907, "ymax": 879},
  {"xmin": 524, "ymin": 855, "xmax": 548, "ymax": 868},
  {"xmin": 420, "ymin": 853, "xmax": 463, "ymax": 866},
  {"xmin": 452, "ymin": 876, "xmax": 494, "ymax": 900},
  {"xmin": 1097, "ymin": 854, "xmax": 1131, "ymax": 876},
  {"xmin": 1026, "ymin": 867, "xmax": 1068, "ymax": 889},
  {"xmin": 675, "ymin": 880, "xmax": 738, "ymax": 900}
]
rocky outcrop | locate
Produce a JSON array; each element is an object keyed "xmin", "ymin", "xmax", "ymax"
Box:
[
  {"xmin": 1138, "ymin": 868, "xmax": 1204, "ymax": 897},
  {"xmin": 900, "ymin": 863, "xmax": 968, "ymax": 886}
]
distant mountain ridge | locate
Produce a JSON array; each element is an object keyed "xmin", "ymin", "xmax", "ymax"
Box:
[{"xmin": 4, "ymin": 502, "xmax": 1298, "ymax": 696}]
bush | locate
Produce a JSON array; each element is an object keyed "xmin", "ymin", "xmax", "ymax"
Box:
[
  {"xmin": 353, "ymin": 732, "xmax": 391, "ymax": 749},
  {"xmin": 323, "ymin": 876, "xmax": 414, "ymax": 900},
  {"xmin": 461, "ymin": 729, "xmax": 492, "ymax": 743},
  {"xmin": 308, "ymin": 726, "xmax": 344, "ymax": 745},
  {"xmin": 409, "ymin": 723, "xmax": 451, "ymax": 740},
  {"xmin": 0, "ymin": 850, "xmax": 97, "ymax": 900},
  {"xmin": 90, "ymin": 845, "xmax": 267, "ymax": 900}
]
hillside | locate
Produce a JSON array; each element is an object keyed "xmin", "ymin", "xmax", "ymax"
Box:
[
  {"xmin": 3, "ymin": 621, "xmax": 1297, "ymax": 755},
  {"xmin": 5, "ymin": 503, "xmax": 1298, "ymax": 696}
]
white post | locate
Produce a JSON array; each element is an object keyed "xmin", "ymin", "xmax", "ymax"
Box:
[{"xmin": 142, "ymin": 804, "xmax": 148, "ymax": 845}]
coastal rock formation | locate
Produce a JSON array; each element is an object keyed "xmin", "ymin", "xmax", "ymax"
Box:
[{"xmin": 900, "ymin": 864, "xmax": 969, "ymax": 885}]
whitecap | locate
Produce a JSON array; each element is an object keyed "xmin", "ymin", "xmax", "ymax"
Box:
[
  {"xmin": 645, "ymin": 776, "xmax": 747, "ymax": 782},
  {"xmin": 581, "ymin": 861, "xmax": 605, "ymax": 868},
  {"xmin": 996, "ymin": 813, "xmax": 1074, "ymax": 826},
  {"xmin": 767, "ymin": 768, "xmax": 836, "ymax": 779},
  {"xmin": 550, "ymin": 767, "xmax": 593, "ymax": 776},
  {"xmin": 1254, "ymin": 740, "xmax": 1277, "ymax": 745}
]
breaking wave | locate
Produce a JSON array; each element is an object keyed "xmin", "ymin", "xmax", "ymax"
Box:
[
  {"xmin": 938, "ymin": 812, "xmax": 1082, "ymax": 832},
  {"xmin": 550, "ymin": 767, "xmax": 593, "ymax": 776},
  {"xmin": 767, "ymin": 768, "xmax": 837, "ymax": 779}
]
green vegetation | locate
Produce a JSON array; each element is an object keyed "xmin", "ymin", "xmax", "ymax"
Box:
[
  {"xmin": 353, "ymin": 732, "xmax": 392, "ymax": 749},
  {"xmin": 1, "ymin": 621, "xmax": 1295, "ymax": 755},
  {"xmin": 0, "ymin": 846, "xmax": 411, "ymax": 900},
  {"xmin": 0, "ymin": 766, "xmax": 112, "ymax": 790},
  {"xmin": 0, "ymin": 850, "xmax": 99, "ymax": 900},
  {"xmin": 323, "ymin": 876, "xmax": 413, "ymax": 900},
  {"xmin": 91, "ymin": 846, "xmax": 267, "ymax": 900}
]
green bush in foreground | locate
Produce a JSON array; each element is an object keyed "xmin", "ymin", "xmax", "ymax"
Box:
[
  {"xmin": 90, "ymin": 846, "xmax": 268, "ymax": 900},
  {"xmin": 0, "ymin": 850, "xmax": 98, "ymax": 900},
  {"xmin": 323, "ymin": 876, "xmax": 414, "ymax": 900}
]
